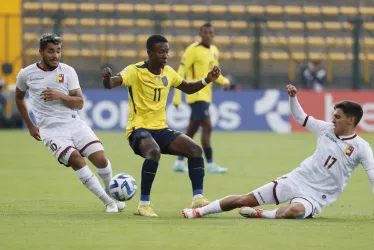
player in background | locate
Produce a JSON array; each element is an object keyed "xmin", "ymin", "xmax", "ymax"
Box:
[
  {"xmin": 182, "ymin": 84, "xmax": 374, "ymax": 219},
  {"xmin": 172, "ymin": 23, "xmax": 230, "ymax": 174},
  {"xmin": 101, "ymin": 34, "xmax": 221, "ymax": 217},
  {"xmin": 15, "ymin": 33, "xmax": 125, "ymax": 213}
]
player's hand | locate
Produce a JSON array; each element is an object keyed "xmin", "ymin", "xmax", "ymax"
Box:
[
  {"xmin": 286, "ymin": 84, "xmax": 297, "ymax": 97},
  {"xmin": 101, "ymin": 67, "xmax": 112, "ymax": 79},
  {"xmin": 28, "ymin": 124, "xmax": 41, "ymax": 141},
  {"xmin": 206, "ymin": 66, "xmax": 221, "ymax": 83},
  {"xmin": 40, "ymin": 88, "xmax": 63, "ymax": 102}
]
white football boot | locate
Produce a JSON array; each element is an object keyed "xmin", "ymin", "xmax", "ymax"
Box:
[
  {"xmin": 106, "ymin": 189, "xmax": 126, "ymax": 212},
  {"xmin": 105, "ymin": 202, "xmax": 119, "ymax": 213}
]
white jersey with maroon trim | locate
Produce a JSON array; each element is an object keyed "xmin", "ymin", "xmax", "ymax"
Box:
[
  {"xmin": 16, "ymin": 63, "xmax": 80, "ymax": 129},
  {"xmin": 288, "ymin": 97, "xmax": 374, "ymax": 207}
]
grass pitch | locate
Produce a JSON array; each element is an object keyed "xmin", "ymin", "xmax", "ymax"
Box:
[{"xmin": 1, "ymin": 131, "xmax": 373, "ymax": 250}]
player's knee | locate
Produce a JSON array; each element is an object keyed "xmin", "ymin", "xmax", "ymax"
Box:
[
  {"xmin": 144, "ymin": 147, "xmax": 161, "ymax": 162},
  {"xmin": 280, "ymin": 205, "xmax": 305, "ymax": 219},
  {"xmin": 88, "ymin": 151, "xmax": 107, "ymax": 168},
  {"xmin": 68, "ymin": 151, "xmax": 86, "ymax": 170},
  {"xmin": 188, "ymin": 144, "xmax": 203, "ymax": 157},
  {"xmin": 236, "ymin": 194, "xmax": 257, "ymax": 207}
]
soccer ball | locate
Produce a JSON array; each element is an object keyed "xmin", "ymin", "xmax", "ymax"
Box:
[{"xmin": 108, "ymin": 173, "xmax": 138, "ymax": 201}]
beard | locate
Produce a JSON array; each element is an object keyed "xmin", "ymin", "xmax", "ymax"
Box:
[{"xmin": 42, "ymin": 57, "xmax": 58, "ymax": 69}]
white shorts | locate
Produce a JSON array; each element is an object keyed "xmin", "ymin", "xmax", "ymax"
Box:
[
  {"xmin": 252, "ymin": 176, "xmax": 322, "ymax": 218},
  {"xmin": 40, "ymin": 119, "xmax": 104, "ymax": 166}
]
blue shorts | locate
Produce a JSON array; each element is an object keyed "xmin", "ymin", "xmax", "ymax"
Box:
[
  {"xmin": 128, "ymin": 128, "xmax": 182, "ymax": 157},
  {"xmin": 189, "ymin": 101, "xmax": 210, "ymax": 121}
]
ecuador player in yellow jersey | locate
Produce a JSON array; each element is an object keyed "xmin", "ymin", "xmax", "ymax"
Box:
[
  {"xmin": 172, "ymin": 23, "xmax": 230, "ymax": 174},
  {"xmin": 101, "ymin": 35, "xmax": 221, "ymax": 217}
]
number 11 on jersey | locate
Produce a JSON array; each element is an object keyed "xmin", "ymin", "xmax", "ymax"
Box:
[{"xmin": 154, "ymin": 88, "xmax": 161, "ymax": 101}]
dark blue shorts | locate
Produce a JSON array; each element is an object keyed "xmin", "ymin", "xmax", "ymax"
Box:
[
  {"xmin": 128, "ymin": 128, "xmax": 182, "ymax": 157},
  {"xmin": 190, "ymin": 101, "xmax": 210, "ymax": 121}
]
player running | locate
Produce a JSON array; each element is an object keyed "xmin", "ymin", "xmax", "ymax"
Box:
[
  {"xmin": 15, "ymin": 33, "xmax": 125, "ymax": 213},
  {"xmin": 182, "ymin": 84, "xmax": 374, "ymax": 219},
  {"xmin": 101, "ymin": 34, "xmax": 221, "ymax": 216}
]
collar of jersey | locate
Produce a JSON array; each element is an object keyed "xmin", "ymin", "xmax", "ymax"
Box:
[
  {"xmin": 197, "ymin": 42, "xmax": 211, "ymax": 49},
  {"xmin": 142, "ymin": 61, "xmax": 163, "ymax": 76},
  {"xmin": 36, "ymin": 62, "xmax": 58, "ymax": 72},
  {"xmin": 336, "ymin": 133, "xmax": 357, "ymax": 141}
]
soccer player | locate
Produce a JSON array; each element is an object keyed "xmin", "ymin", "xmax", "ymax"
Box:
[
  {"xmin": 182, "ymin": 84, "xmax": 374, "ymax": 219},
  {"xmin": 101, "ymin": 34, "xmax": 221, "ymax": 217},
  {"xmin": 15, "ymin": 33, "xmax": 125, "ymax": 213},
  {"xmin": 172, "ymin": 23, "xmax": 230, "ymax": 174}
]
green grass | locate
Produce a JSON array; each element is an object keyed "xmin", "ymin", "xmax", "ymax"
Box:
[{"xmin": 1, "ymin": 130, "xmax": 373, "ymax": 250}]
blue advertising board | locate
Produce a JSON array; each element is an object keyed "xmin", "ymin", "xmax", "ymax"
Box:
[
  {"xmin": 78, "ymin": 89, "xmax": 291, "ymax": 133},
  {"xmin": 25, "ymin": 89, "xmax": 291, "ymax": 133}
]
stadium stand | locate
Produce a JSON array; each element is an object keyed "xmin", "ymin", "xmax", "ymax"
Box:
[
  {"xmin": 21, "ymin": 1, "xmax": 374, "ymax": 87},
  {"xmin": 22, "ymin": 2, "xmax": 374, "ymax": 16}
]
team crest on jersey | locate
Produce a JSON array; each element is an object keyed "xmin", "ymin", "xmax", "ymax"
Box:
[
  {"xmin": 162, "ymin": 76, "xmax": 168, "ymax": 86},
  {"xmin": 56, "ymin": 74, "xmax": 64, "ymax": 83},
  {"xmin": 344, "ymin": 145, "xmax": 355, "ymax": 157}
]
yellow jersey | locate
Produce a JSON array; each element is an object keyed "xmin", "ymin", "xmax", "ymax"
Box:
[
  {"xmin": 120, "ymin": 61, "xmax": 183, "ymax": 138},
  {"xmin": 172, "ymin": 42, "xmax": 229, "ymax": 105}
]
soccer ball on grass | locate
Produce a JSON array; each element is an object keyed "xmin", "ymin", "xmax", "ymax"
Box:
[{"xmin": 108, "ymin": 173, "xmax": 138, "ymax": 201}]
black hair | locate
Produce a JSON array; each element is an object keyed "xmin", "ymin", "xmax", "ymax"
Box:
[
  {"xmin": 146, "ymin": 34, "xmax": 168, "ymax": 51},
  {"xmin": 200, "ymin": 22, "xmax": 213, "ymax": 32},
  {"xmin": 39, "ymin": 33, "xmax": 62, "ymax": 50},
  {"xmin": 334, "ymin": 101, "xmax": 363, "ymax": 127}
]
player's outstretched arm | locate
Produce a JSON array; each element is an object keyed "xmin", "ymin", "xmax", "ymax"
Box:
[
  {"xmin": 286, "ymin": 84, "xmax": 330, "ymax": 135},
  {"xmin": 286, "ymin": 84, "xmax": 307, "ymax": 124},
  {"xmin": 101, "ymin": 67, "xmax": 122, "ymax": 89},
  {"xmin": 176, "ymin": 65, "xmax": 221, "ymax": 94},
  {"xmin": 15, "ymin": 87, "xmax": 41, "ymax": 141}
]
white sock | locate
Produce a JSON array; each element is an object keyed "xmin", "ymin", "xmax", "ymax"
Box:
[
  {"xmin": 75, "ymin": 165, "xmax": 113, "ymax": 206},
  {"xmin": 193, "ymin": 194, "xmax": 203, "ymax": 200},
  {"xmin": 97, "ymin": 159, "xmax": 112, "ymax": 191},
  {"xmin": 139, "ymin": 200, "xmax": 151, "ymax": 206},
  {"xmin": 197, "ymin": 199, "xmax": 223, "ymax": 216},
  {"xmin": 260, "ymin": 208, "xmax": 278, "ymax": 219}
]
